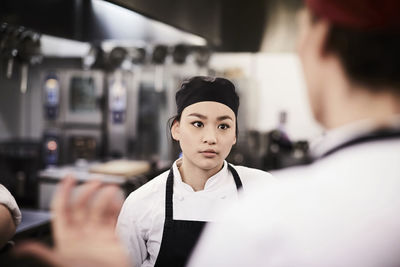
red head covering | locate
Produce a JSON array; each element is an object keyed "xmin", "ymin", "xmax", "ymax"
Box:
[{"xmin": 306, "ymin": 0, "xmax": 400, "ymax": 30}]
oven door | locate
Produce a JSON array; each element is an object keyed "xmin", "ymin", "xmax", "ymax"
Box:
[{"xmin": 58, "ymin": 69, "xmax": 104, "ymax": 125}]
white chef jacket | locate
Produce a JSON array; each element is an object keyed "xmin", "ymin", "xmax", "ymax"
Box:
[
  {"xmin": 189, "ymin": 119, "xmax": 400, "ymax": 267},
  {"xmin": 116, "ymin": 159, "xmax": 275, "ymax": 267},
  {"xmin": 0, "ymin": 184, "xmax": 21, "ymax": 226}
]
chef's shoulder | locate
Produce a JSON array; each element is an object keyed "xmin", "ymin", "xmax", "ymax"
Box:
[
  {"xmin": 123, "ymin": 169, "xmax": 168, "ymax": 207},
  {"xmin": 230, "ymin": 164, "xmax": 277, "ymax": 187}
]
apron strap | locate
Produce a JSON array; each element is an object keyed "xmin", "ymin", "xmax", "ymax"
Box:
[
  {"xmin": 165, "ymin": 168, "xmax": 174, "ymax": 220},
  {"xmin": 228, "ymin": 164, "xmax": 242, "ymax": 190},
  {"xmin": 164, "ymin": 164, "xmax": 243, "ymax": 220}
]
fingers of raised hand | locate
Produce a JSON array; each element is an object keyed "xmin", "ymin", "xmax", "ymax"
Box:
[
  {"xmin": 51, "ymin": 176, "xmax": 76, "ymax": 229},
  {"xmin": 72, "ymin": 180, "xmax": 102, "ymax": 224},
  {"xmin": 88, "ymin": 185, "xmax": 124, "ymax": 228},
  {"xmin": 51, "ymin": 177, "xmax": 124, "ymax": 239},
  {"xmin": 52, "ymin": 177, "xmax": 103, "ymax": 232}
]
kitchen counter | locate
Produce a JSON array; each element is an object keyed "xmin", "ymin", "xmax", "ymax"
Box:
[{"xmin": 37, "ymin": 160, "xmax": 153, "ymax": 210}]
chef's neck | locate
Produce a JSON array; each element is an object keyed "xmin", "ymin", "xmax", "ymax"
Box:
[
  {"xmin": 177, "ymin": 157, "xmax": 223, "ymax": 192},
  {"xmin": 319, "ymin": 79, "xmax": 400, "ymax": 130}
]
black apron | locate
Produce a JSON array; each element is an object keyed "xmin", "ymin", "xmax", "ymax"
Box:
[{"xmin": 154, "ymin": 164, "xmax": 243, "ymax": 267}]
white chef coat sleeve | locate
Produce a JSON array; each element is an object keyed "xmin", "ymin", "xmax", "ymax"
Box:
[
  {"xmin": 0, "ymin": 184, "xmax": 21, "ymax": 226},
  {"xmin": 116, "ymin": 193, "xmax": 149, "ymax": 267}
]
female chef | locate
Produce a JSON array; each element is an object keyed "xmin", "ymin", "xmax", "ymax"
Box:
[{"xmin": 116, "ymin": 76, "xmax": 275, "ymax": 267}]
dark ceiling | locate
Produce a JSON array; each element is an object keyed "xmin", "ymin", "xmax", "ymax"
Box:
[
  {"xmin": 0, "ymin": 0, "xmax": 270, "ymax": 52},
  {"xmin": 105, "ymin": 0, "xmax": 268, "ymax": 51}
]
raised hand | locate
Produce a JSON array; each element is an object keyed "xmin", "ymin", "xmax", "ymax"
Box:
[{"xmin": 17, "ymin": 177, "xmax": 131, "ymax": 267}]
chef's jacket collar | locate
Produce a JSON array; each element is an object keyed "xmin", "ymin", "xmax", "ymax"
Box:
[
  {"xmin": 172, "ymin": 159, "xmax": 229, "ymax": 193},
  {"xmin": 310, "ymin": 115, "xmax": 400, "ymax": 159}
]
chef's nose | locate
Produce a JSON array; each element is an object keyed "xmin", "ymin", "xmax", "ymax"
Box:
[{"xmin": 202, "ymin": 127, "xmax": 217, "ymax": 145}]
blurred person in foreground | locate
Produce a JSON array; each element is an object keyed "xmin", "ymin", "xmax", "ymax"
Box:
[
  {"xmin": 0, "ymin": 184, "xmax": 21, "ymax": 250},
  {"xmin": 16, "ymin": 0, "xmax": 400, "ymax": 266},
  {"xmin": 189, "ymin": 0, "xmax": 400, "ymax": 266}
]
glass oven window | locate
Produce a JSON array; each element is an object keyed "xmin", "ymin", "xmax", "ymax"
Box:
[{"xmin": 69, "ymin": 77, "xmax": 97, "ymax": 112}]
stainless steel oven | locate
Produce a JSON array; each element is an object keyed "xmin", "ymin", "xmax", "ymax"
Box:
[
  {"xmin": 42, "ymin": 69, "xmax": 105, "ymax": 165},
  {"xmin": 58, "ymin": 69, "xmax": 104, "ymax": 125}
]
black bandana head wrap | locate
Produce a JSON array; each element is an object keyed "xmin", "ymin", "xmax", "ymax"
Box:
[{"xmin": 176, "ymin": 76, "xmax": 239, "ymax": 116}]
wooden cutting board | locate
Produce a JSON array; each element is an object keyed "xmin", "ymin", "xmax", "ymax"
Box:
[{"xmin": 89, "ymin": 160, "xmax": 151, "ymax": 177}]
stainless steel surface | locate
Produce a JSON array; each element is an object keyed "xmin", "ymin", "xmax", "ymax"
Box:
[
  {"xmin": 38, "ymin": 162, "xmax": 150, "ymax": 210},
  {"xmin": 16, "ymin": 209, "xmax": 51, "ymax": 234}
]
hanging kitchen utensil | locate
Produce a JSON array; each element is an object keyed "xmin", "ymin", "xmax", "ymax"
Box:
[
  {"xmin": 83, "ymin": 44, "xmax": 98, "ymax": 70},
  {"xmin": 0, "ymin": 23, "xmax": 9, "ymax": 53},
  {"xmin": 131, "ymin": 47, "xmax": 146, "ymax": 65},
  {"xmin": 193, "ymin": 46, "xmax": 211, "ymax": 67},
  {"xmin": 151, "ymin": 45, "xmax": 168, "ymax": 91},
  {"xmin": 18, "ymin": 30, "xmax": 42, "ymax": 93},
  {"xmin": 91, "ymin": 44, "xmax": 107, "ymax": 69},
  {"xmin": 108, "ymin": 46, "xmax": 128, "ymax": 70},
  {"xmin": 0, "ymin": 23, "xmax": 9, "ymax": 77},
  {"xmin": 172, "ymin": 44, "xmax": 189, "ymax": 65},
  {"xmin": 152, "ymin": 45, "xmax": 168, "ymax": 65},
  {"xmin": 2, "ymin": 27, "xmax": 22, "ymax": 79}
]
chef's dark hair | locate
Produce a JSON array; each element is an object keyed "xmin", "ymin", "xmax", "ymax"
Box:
[{"xmin": 310, "ymin": 14, "xmax": 400, "ymax": 93}]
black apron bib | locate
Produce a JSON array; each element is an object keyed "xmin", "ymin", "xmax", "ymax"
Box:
[{"xmin": 154, "ymin": 164, "xmax": 242, "ymax": 267}]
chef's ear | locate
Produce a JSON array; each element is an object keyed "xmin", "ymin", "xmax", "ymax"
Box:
[{"xmin": 171, "ymin": 119, "xmax": 180, "ymax": 141}]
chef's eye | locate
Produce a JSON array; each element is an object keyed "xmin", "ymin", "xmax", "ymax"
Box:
[
  {"xmin": 192, "ymin": 121, "xmax": 204, "ymax": 128},
  {"xmin": 218, "ymin": 124, "xmax": 230, "ymax": 130}
]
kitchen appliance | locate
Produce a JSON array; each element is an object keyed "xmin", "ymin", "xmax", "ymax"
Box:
[{"xmin": 42, "ymin": 69, "xmax": 105, "ymax": 164}]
